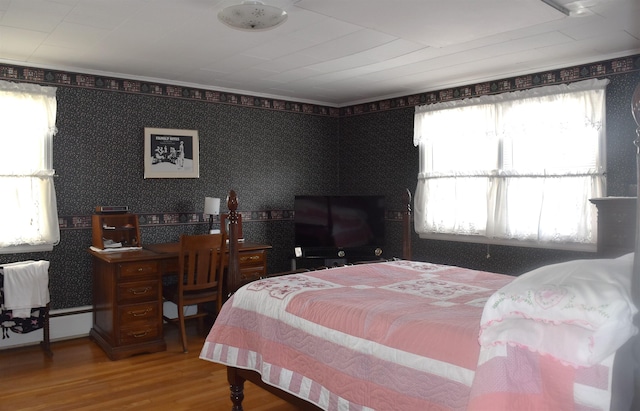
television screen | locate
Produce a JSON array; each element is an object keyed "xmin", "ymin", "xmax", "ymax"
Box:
[{"xmin": 294, "ymin": 195, "xmax": 385, "ymax": 251}]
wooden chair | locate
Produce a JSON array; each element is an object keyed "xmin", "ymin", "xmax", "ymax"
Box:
[{"xmin": 162, "ymin": 233, "xmax": 225, "ymax": 353}]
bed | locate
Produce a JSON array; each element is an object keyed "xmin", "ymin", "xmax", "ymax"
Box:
[{"xmin": 200, "ymin": 85, "xmax": 640, "ymax": 411}]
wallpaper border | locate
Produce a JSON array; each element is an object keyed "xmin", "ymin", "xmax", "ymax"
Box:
[
  {"xmin": 0, "ymin": 64, "xmax": 340, "ymax": 117},
  {"xmin": 343, "ymin": 54, "xmax": 640, "ymax": 117},
  {"xmin": 58, "ymin": 210, "xmax": 406, "ymax": 231},
  {"xmin": 1, "ymin": 54, "xmax": 638, "ymax": 118}
]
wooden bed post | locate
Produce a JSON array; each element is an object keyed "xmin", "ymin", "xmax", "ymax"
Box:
[
  {"xmin": 402, "ymin": 188, "xmax": 412, "ymax": 260},
  {"xmin": 226, "ymin": 190, "xmax": 241, "ymax": 297},
  {"xmin": 225, "ymin": 190, "xmax": 246, "ymax": 410},
  {"xmin": 227, "ymin": 367, "xmax": 245, "ymax": 411}
]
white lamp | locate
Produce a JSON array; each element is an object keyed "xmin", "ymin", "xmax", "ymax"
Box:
[
  {"xmin": 218, "ymin": 1, "xmax": 288, "ymax": 31},
  {"xmin": 204, "ymin": 197, "xmax": 221, "ymax": 234}
]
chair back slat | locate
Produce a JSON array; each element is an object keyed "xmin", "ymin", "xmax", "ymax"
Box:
[{"xmin": 178, "ymin": 234, "xmax": 224, "ymax": 293}]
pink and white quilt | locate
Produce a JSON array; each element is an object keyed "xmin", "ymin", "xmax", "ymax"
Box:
[{"xmin": 200, "ymin": 260, "xmax": 619, "ymax": 411}]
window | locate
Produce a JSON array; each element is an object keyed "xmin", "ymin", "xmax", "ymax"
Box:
[
  {"xmin": 0, "ymin": 80, "xmax": 59, "ymax": 253},
  {"xmin": 413, "ymin": 79, "xmax": 608, "ymax": 250}
]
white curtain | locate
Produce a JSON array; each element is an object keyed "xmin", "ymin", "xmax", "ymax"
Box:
[
  {"xmin": 413, "ymin": 78, "xmax": 608, "ymax": 247},
  {"xmin": 0, "ymin": 80, "xmax": 59, "ymax": 250}
]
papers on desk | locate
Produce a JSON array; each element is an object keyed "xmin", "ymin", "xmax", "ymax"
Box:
[
  {"xmin": 89, "ymin": 246, "xmax": 142, "ymax": 253},
  {"xmin": 103, "ymin": 239, "xmax": 122, "ymax": 248}
]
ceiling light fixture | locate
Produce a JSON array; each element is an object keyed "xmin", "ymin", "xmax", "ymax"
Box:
[{"xmin": 218, "ymin": 1, "xmax": 288, "ymax": 31}]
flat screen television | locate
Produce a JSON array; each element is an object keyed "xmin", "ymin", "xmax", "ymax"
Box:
[{"xmin": 294, "ymin": 195, "xmax": 385, "ymax": 255}]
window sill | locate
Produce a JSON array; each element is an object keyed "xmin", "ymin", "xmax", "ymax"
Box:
[
  {"xmin": 0, "ymin": 244, "xmax": 54, "ymax": 255},
  {"xmin": 417, "ymin": 233, "xmax": 597, "ymax": 253}
]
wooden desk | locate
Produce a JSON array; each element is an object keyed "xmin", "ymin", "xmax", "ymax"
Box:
[
  {"xmin": 88, "ymin": 242, "xmax": 271, "ymax": 360},
  {"xmin": 144, "ymin": 241, "xmax": 271, "ymax": 285}
]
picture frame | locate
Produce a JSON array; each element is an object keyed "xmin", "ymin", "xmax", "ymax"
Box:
[{"xmin": 144, "ymin": 127, "xmax": 199, "ymax": 179}]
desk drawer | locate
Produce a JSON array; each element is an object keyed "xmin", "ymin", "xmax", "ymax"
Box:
[
  {"xmin": 119, "ymin": 323, "xmax": 161, "ymax": 345},
  {"xmin": 240, "ymin": 266, "xmax": 264, "ymax": 283},
  {"xmin": 118, "ymin": 302, "xmax": 159, "ymax": 326},
  {"xmin": 239, "ymin": 251, "xmax": 265, "ymax": 267},
  {"xmin": 117, "ymin": 279, "xmax": 159, "ymax": 304},
  {"xmin": 239, "ymin": 250, "xmax": 266, "ymax": 283},
  {"xmin": 118, "ymin": 261, "xmax": 158, "ymax": 279}
]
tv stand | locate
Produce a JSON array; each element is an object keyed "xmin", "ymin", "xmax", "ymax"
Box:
[
  {"xmin": 292, "ymin": 256, "xmax": 346, "ymax": 269},
  {"xmin": 292, "ymin": 247, "xmax": 384, "ymax": 270}
]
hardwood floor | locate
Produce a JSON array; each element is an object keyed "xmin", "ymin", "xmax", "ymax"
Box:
[{"xmin": 0, "ymin": 325, "xmax": 303, "ymax": 411}]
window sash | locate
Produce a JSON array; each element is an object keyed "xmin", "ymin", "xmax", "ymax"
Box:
[{"xmin": 0, "ymin": 81, "xmax": 59, "ymax": 252}]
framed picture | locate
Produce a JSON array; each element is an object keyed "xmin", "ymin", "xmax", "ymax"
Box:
[{"xmin": 144, "ymin": 127, "xmax": 199, "ymax": 178}]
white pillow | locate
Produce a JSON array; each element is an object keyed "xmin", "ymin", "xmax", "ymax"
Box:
[{"xmin": 479, "ymin": 253, "xmax": 638, "ymax": 367}]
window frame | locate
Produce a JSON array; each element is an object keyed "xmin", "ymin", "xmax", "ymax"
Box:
[
  {"xmin": 0, "ymin": 80, "xmax": 59, "ymax": 254},
  {"xmin": 412, "ymin": 79, "xmax": 609, "ymax": 251}
]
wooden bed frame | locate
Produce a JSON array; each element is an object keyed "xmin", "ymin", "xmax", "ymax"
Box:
[{"xmin": 220, "ymin": 83, "xmax": 640, "ymax": 410}]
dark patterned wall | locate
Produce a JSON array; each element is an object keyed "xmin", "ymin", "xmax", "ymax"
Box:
[
  {"xmin": 54, "ymin": 88, "xmax": 340, "ymax": 214},
  {"xmin": 605, "ymin": 72, "xmax": 640, "ymax": 196},
  {"xmin": 338, "ymin": 108, "xmax": 416, "ymax": 260},
  {"xmin": 0, "ymin": 57, "xmax": 638, "ymax": 310}
]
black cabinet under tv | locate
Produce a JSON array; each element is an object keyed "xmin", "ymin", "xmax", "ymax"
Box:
[
  {"xmin": 292, "ymin": 247, "xmax": 385, "ymax": 270},
  {"xmin": 294, "ymin": 256, "xmax": 347, "ymax": 269}
]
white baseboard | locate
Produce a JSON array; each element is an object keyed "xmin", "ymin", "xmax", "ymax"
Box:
[
  {"xmin": 0, "ymin": 303, "xmax": 196, "ymax": 350},
  {"xmin": 0, "ymin": 306, "xmax": 93, "ymax": 350}
]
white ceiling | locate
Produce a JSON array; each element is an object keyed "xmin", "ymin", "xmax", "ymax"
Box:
[{"xmin": 0, "ymin": 0, "xmax": 638, "ymax": 107}]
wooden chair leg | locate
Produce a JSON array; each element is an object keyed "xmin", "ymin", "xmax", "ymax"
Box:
[
  {"xmin": 40, "ymin": 303, "xmax": 53, "ymax": 357},
  {"xmin": 177, "ymin": 304, "xmax": 188, "ymax": 353},
  {"xmin": 196, "ymin": 304, "xmax": 204, "ymax": 335}
]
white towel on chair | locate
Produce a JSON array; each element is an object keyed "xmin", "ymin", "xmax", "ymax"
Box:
[{"xmin": 3, "ymin": 260, "xmax": 50, "ymax": 318}]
